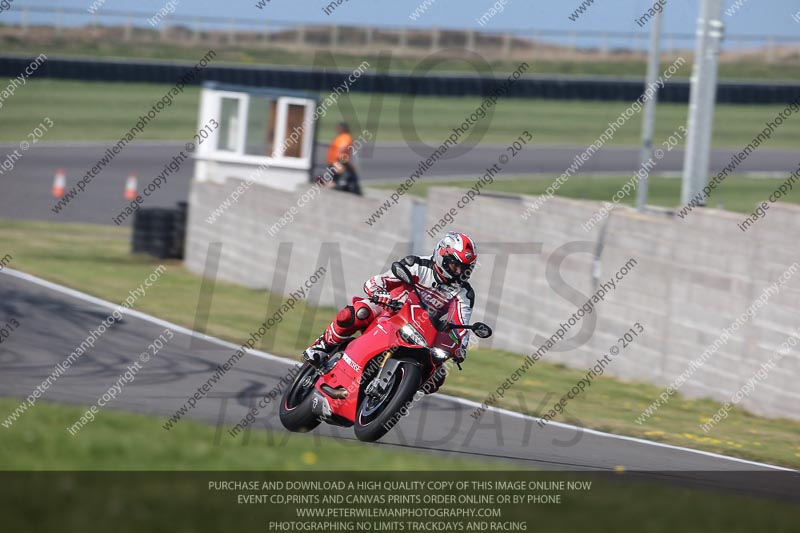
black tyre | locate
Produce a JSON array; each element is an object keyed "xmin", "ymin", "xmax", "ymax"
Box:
[
  {"xmin": 354, "ymin": 362, "xmax": 423, "ymax": 443},
  {"xmin": 279, "ymin": 363, "xmax": 322, "ymax": 433}
]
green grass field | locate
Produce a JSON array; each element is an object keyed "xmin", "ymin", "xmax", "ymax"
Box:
[
  {"xmin": 4, "ymin": 79, "xmax": 799, "ymax": 149},
  {"xmin": 0, "ymin": 399, "xmax": 492, "ymax": 471},
  {"xmin": 1, "ymin": 219, "xmax": 799, "ymax": 469},
  {"xmin": 372, "ymin": 175, "xmax": 800, "ymax": 214},
  {"xmin": 2, "ymin": 399, "xmax": 797, "ymax": 533}
]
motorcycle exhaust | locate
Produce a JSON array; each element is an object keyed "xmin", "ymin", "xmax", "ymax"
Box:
[
  {"xmin": 310, "ymin": 390, "xmax": 333, "ymax": 418},
  {"xmin": 321, "ymin": 384, "xmax": 349, "ymax": 399}
]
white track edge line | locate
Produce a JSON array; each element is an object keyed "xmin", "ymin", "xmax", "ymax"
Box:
[
  {"xmin": 2, "ymin": 267, "xmax": 795, "ymax": 472},
  {"xmin": 0, "ymin": 268, "xmax": 290, "ymax": 366}
]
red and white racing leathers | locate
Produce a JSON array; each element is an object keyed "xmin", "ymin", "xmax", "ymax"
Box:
[{"xmin": 321, "ymin": 255, "xmax": 475, "ymax": 362}]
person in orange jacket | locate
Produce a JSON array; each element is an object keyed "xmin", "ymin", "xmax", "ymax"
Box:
[
  {"xmin": 325, "ymin": 123, "xmax": 362, "ymax": 195},
  {"xmin": 327, "ymin": 122, "xmax": 354, "ymax": 166}
]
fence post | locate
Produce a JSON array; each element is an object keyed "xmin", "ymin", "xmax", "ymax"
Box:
[
  {"xmin": 21, "ymin": 6, "xmax": 29, "ymax": 32},
  {"xmin": 228, "ymin": 18, "xmax": 236, "ymax": 45},
  {"xmin": 55, "ymin": 8, "xmax": 63, "ymax": 36},
  {"xmin": 262, "ymin": 21, "xmax": 270, "ymax": 48},
  {"xmin": 502, "ymin": 32, "xmax": 512, "ymax": 59},
  {"xmin": 124, "ymin": 14, "xmax": 132, "ymax": 41},
  {"xmin": 766, "ymin": 36, "xmax": 776, "ymax": 63},
  {"xmin": 466, "ymin": 30, "xmax": 476, "ymax": 51}
]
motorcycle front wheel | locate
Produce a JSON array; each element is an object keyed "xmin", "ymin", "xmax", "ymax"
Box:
[
  {"xmin": 354, "ymin": 362, "xmax": 422, "ymax": 442},
  {"xmin": 279, "ymin": 362, "xmax": 322, "ymax": 433}
]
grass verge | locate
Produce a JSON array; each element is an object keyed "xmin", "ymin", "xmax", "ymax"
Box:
[
  {"xmin": 371, "ymin": 175, "xmax": 800, "ymax": 215},
  {"xmin": 1, "ymin": 219, "xmax": 799, "ymax": 469},
  {"xmin": 2, "ymin": 405, "xmax": 798, "ymax": 533},
  {"xmin": 0, "ymin": 399, "xmax": 489, "ymax": 471},
  {"xmin": 3, "ymin": 79, "xmax": 800, "ymax": 149}
]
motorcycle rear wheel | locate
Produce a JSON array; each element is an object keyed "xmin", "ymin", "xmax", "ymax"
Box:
[
  {"xmin": 279, "ymin": 362, "xmax": 322, "ymax": 433},
  {"xmin": 354, "ymin": 362, "xmax": 422, "ymax": 443}
]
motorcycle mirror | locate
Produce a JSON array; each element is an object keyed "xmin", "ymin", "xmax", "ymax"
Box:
[
  {"xmin": 391, "ymin": 261, "xmax": 414, "ymax": 285},
  {"xmin": 471, "ymin": 322, "xmax": 493, "ymax": 339}
]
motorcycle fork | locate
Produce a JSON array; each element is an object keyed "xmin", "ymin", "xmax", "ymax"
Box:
[{"xmin": 365, "ymin": 350, "xmax": 396, "ymax": 398}]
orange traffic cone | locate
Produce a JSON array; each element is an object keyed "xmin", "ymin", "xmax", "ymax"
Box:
[
  {"xmin": 124, "ymin": 173, "xmax": 138, "ymax": 200},
  {"xmin": 52, "ymin": 168, "xmax": 66, "ymax": 198}
]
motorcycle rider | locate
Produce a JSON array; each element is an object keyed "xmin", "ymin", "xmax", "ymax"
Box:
[{"xmin": 303, "ymin": 232, "xmax": 478, "ymax": 392}]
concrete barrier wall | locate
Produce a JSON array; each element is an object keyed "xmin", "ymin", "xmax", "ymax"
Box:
[
  {"xmin": 186, "ymin": 179, "xmax": 416, "ymax": 311},
  {"xmin": 186, "ymin": 179, "xmax": 800, "ymax": 420},
  {"xmin": 424, "ymin": 188, "xmax": 800, "ymax": 420}
]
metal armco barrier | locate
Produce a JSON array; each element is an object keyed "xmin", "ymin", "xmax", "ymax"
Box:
[{"xmin": 2, "ymin": 55, "xmax": 798, "ymax": 104}]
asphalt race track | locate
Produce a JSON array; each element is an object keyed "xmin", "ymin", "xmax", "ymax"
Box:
[
  {"xmin": 1, "ymin": 268, "xmax": 797, "ymax": 500},
  {"xmin": 0, "ymin": 141, "xmax": 797, "ymax": 226}
]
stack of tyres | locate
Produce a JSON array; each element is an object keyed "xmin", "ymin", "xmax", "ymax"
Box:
[
  {"xmin": 171, "ymin": 202, "xmax": 188, "ymax": 260},
  {"xmin": 132, "ymin": 207, "xmax": 185, "ymax": 259}
]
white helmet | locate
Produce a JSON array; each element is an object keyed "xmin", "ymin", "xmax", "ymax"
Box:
[{"xmin": 433, "ymin": 232, "xmax": 477, "ymax": 283}]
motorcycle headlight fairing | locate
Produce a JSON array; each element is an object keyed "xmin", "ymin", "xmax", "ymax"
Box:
[{"xmin": 398, "ymin": 324, "xmax": 428, "ymax": 348}]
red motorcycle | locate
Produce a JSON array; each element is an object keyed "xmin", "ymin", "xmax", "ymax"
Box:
[{"xmin": 280, "ymin": 261, "xmax": 492, "ymax": 442}]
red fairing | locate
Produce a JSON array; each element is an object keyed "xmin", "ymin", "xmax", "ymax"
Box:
[
  {"xmin": 314, "ymin": 289, "xmax": 444, "ymax": 422},
  {"xmin": 363, "ymin": 256, "xmax": 472, "ymax": 359}
]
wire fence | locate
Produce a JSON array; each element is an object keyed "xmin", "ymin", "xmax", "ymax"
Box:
[{"xmin": 3, "ymin": 5, "xmax": 799, "ymax": 63}]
